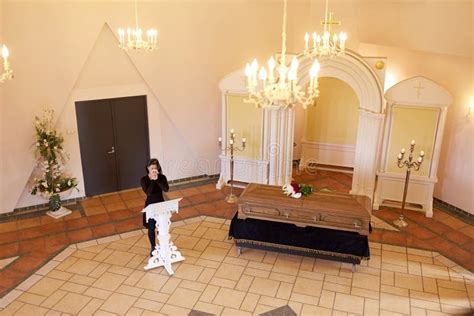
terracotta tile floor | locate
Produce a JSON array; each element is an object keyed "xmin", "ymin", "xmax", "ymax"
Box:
[
  {"xmin": 0, "ymin": 216, "xmax": 473, "ymax": 315},
  {"xmin": 0, "ymin": 169, "xmax": 473, "ymax": 302}
]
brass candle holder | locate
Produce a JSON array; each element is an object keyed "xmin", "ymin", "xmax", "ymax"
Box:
[
  {"xmin": 218, "ymin": 129, "xmax": 246, "ymax": 203},
  {"xmin": 394, "ymin": 140, "xmax": 425, "ymax": 228}
]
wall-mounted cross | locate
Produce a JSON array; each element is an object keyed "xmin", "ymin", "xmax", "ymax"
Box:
[
  {"xmin": 321, "ymin": 12, "xmax": 341, "ymax": 34},
  {"xmin": 414, "ymin": 82, "xmax": 425, "ymax": 99}
]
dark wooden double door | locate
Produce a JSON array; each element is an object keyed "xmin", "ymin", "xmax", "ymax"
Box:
[{"xmin": 75, "ymin": 96, "xmax": 150, "ymax": 196}]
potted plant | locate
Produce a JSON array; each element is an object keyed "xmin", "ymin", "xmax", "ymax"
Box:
[{"xmin": 30, "ymin": 109, "xmax": 78, "ymax": 218}]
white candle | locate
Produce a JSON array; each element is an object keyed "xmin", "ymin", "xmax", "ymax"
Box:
[
  {"xmin": 420, "ymin": 150, "xmax": 424, "ymax": 156},
  {"xmin": 1, "ymin": 45, "xmax": 9, "ymax": 62},
  {"xmin": 242, "ymin": 138, "xmax": 246, "ymax": 143},
  {"xmin": 218, "ymin": 137, "xmax": 222, "ymax": 143},
  {"xmin": 397, "ymin": 153, "xmax": 402, "ymax": 159},
  {"xmin": 229, "ymin": 139, "xmax": 234, "ymax": 145},
  {"xmin": 411, "ymin": 140, "xmax": 415, "ymax": 145},
  {"xmin": 401, "ymin": 148, "xmax": 405, "ymax": 154},
  {"xmin": 418, "ymin": 157, "xmax": 423, "ymax": 163}
]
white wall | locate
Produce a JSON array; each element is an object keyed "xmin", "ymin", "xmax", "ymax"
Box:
[
  {"xmin": 1, "ymin": 0, "xmax": 309, "ymax": 213},
  {"xmin": 2, "ymin": 0, "xmax": 473, "ymax": 213},
  {"xmin": 0, "ymin": 0, "xmax": 4, "ymax": 210},
  {"xmin": 359, "ymin": 43, "xmax": 473, "ymax": 214}
]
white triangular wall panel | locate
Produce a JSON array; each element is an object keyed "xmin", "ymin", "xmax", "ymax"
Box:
[{"xmin": 14, "ymin": 24, "xmax": 197, "ymax": 209}]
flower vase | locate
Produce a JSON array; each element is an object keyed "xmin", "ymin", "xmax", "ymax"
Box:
[{"xmin": 45, "ymin": 189, "xmax": 73, "ymax": 219}]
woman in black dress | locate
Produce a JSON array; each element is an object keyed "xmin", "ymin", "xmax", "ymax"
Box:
[{"xmin": 141, "ymin": 158, "xmax": 169, "ymax": 256}]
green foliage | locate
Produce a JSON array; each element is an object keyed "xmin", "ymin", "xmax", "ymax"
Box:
[
  {"xmin": 298, "ymin": 183, "xmax": 314, "ymax": 197},
  {"xmin": 30, "ymin": 109, "xmax": 78, "ymax": 208},
  {"xmin": 49, "ymin": 193, "xmax": 62, "ymax": 212}
]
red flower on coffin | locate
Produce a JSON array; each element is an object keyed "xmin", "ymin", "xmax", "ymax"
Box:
[{"xmin": 290, "ymin": 180, "xmax": 300, "ymax": 193}]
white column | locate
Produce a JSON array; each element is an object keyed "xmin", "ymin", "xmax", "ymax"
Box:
[
  {"xmin": 216, "ymin": 91, "xmax": 228, "ymax": 189},
  {"xmin": 284, "ymin": 108, "xmax": 295, "ymax": 184},
  {"xmin": 264, "ymin": 106, "xmax": 295, "ymax": 186},
  {"xmin": 267, "ymin": 106, "xmax": 280, "ymax": 185},
  {"xmin": 351, "ymin": 110, "xmax": 385, "ymax": 204}
]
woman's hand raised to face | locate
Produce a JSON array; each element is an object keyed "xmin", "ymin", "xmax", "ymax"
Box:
[{"xmin": 149, "ymin": 171, "xmax": 158, "ymax": 180}]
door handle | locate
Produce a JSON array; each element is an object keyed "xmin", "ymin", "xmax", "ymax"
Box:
[{"xmin": 107, "ymin": 146, "xmax": 115, "ymax": 154}]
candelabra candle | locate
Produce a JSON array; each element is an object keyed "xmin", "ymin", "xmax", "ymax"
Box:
[
  {"xmin": 394, "ymin": 141, "xmax": 425, "ymax": 228},
  {"xmin": 217, "ymin": 129, "xmax": 247, "ymax": 203}
]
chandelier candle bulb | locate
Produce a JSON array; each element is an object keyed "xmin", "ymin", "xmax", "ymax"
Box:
[
  {"xmin": 398, "ymin": 153, "xmax": 403, "ymax": 160},
  {"xmin": 401, "ymin": 148, "xmax": 406, "ymax": 154},
  {"xmin": 2, "ymin": 45, "xmax": 9, "ymax": 60},
  {"xmin": 420, "ymin": 150, "xmax": 424, "ymax": 157},
  {"xmin": 418, "ymin": 157, "xmax": 423, "ymax": 163},
  {"xmin": 411, "ymin": 140, "xmax": 415, "ymax": 145},
  {"xmin": 0, "ymin": 44, "xmax": 13, "ymax": 83}
]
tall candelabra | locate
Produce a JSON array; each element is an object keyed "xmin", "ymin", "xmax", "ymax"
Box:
[
  {"xmin": 394, "ymin": 140, "xmax": 425, "ymax": 228},
  {"xmin": 218, "ymin": 129, "xmax": 246, "ymax": 203}
]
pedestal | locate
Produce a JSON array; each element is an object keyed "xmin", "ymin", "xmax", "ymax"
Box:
[
  {"xmin": 46, "ymin": 206, "xmax": 72, "ymax": 219},
  {"xmin": 142, "ymin": 198, "xmax": 185, "ymax": 275}
]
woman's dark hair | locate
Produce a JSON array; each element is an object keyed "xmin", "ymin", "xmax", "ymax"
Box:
[{"xmin": 146, "ymin": 158, "xmax": 162, "ymax": 174}]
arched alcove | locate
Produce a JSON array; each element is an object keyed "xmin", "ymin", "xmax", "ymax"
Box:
[
  {"xmin": 298, "ymin": 50, "xmax": 385, "ymax": 200},
  {"xmin": 299, "ymin": 77, "xmax": 360, "ymax": 168},
  {"xmin": 217, "ymin": 50, "xmax": 385, "ymax": 202}
]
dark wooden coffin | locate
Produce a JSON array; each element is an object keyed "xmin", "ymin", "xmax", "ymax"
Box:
[{"xmin": 237, "ymin": 183, "xmax": 372, "ymax": 236}]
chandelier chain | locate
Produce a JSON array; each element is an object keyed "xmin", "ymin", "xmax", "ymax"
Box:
[
  {"xmin": 281, "ymin": 0, "xmax": 287, "ymax": 62},
  {"xmin": 323, "ymin": 0, "xmax": 329, "ymax": 34},
  {"xmin": 134, "ymin": 0, "xmax": 139, "ymax": 31}
]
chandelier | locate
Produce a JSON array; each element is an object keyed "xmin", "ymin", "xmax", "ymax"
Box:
[
  {"xmin": 244, "ymin": 0, "xmax": 320, "ymax": 109},
  {"xmin": 118, "ymin": 0, "xmax": 158, "ymax": 51},
  {"xmin": 0, "ymin": 45, "xmax": 13, "ymax": 83},
  {"xmin": 303, "ymin": 0, "xmax": 347, "ymax": 59}
]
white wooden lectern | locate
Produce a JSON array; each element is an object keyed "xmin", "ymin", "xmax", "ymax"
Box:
[{"xmin": 141, "ymin": 198, "xmax": 185, "ymax": 275}]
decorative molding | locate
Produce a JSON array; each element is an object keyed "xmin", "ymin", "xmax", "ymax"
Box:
[
  {"xmin": 299, "ymin": 140, "xmax": 356, "ymax": 168},
  {"xmin": 385, "ymin": 76, "xmax": 453, "ymax": 106},
  {"xmin": 375, "ymin": 76, "xmax": 452, "ymax": 218},
  {"xmin": 219, "ymin": 50, "xmax": 385, "ymax": 200},
  {"xmin": 217, "ymin": 155, "xmax": 269, "ymax": 189},
  {"xmin": 433, "ymin": 198, "xmax": 474, "ymax": 223}
]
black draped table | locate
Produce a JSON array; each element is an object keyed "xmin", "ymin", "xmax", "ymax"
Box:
[{"xmin": 229, "ymin": 213, "xmax": 370, "ymax": 271}]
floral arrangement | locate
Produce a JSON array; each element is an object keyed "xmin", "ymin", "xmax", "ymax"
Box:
[
  {"xmin": 282, "ymin": 180, "xmax": 314, "ymax": 199},
  {"xmin": 30, "ymin": 109, "xmax": 78, "ymax": 211}
]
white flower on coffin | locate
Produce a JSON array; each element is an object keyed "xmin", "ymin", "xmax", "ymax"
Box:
[{"xmin": 282, "ymin": 183, "xmax": 302, "ymax": 199}]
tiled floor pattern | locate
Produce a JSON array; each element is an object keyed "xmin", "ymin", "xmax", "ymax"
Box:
[
  {"xmin": 293, "ymin": 170, "xmax": 474, "ymax": 272},
  {"xmin": 0, "ymin": 216, "xmax": 473, "ymax": 315},
  {"xmin": 0, "ymin": 168, "xmax": 473, "ymax": 309}
]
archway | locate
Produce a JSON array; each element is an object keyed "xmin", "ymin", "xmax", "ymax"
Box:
[
  {"xmin": 217, "ymin": 50, "xmax": 385, "ymax": 202},
  {"xmin": 298, "ymin": 51, "xmax": 385, "ymax": 200}
]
